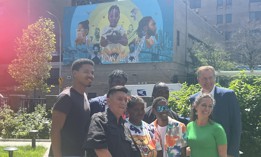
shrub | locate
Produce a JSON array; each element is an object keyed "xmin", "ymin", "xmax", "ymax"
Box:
[
  {"xmin": 229, "ymin": 73, "xmax": 261, "ymax": 157},
  {"xmin": 0, "ymin": 104, "xmax": 51, "ymax": 139},
  {"xmin": 0, "ymin": 104, "xmax": 18, "ymax": 138},
  {"xmin": 169, "ymin": 83, "xmax": 200, "ymax": 117}
]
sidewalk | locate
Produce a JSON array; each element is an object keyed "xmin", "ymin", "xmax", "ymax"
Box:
[{"xmin": 0, "ymin": 139, "xmax": 51, "ymax": 157}]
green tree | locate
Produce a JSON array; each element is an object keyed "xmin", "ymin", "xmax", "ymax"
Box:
[
  {"xmin": 189, "ymin": 41, "xmax": 236, "ymax": 71},
  {"xmin": 169, "ymin": 83, "xmax": 200, "ymax": 117},
  {"xmin": 230, "ymin": 23, "xmax": 261, "ymax": 70},
  {"xmin": 229, "ymin": 73, "xmax": 261, "ymax": 157},
  {"xmin": 8, "ymin": 17, "xmax": 56, "ymax": 92}
]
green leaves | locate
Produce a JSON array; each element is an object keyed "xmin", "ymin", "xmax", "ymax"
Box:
[
  {"xmin": 8, "ymin": 17, "xmax": 56, "ymax": 92},
  {"xmin": 229, "ymin": 74, "xmax": 261, "ymax": 156},
  {"xmin": 169, "ymin": 83, "xmax": 200, "ymax": 117},
  {"xmin": 0, "ymin": 104, "xmax": 51, "ymax": 139}
]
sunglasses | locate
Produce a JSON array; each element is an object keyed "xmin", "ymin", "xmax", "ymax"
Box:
[{"xmin": 156, "ymin": 105, "xmax": 170, "ymax": 112}]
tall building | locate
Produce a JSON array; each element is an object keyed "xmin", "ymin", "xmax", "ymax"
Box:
[{"xmin": 188, "ymin": 0, "xmax": 261, "ymax": 41}]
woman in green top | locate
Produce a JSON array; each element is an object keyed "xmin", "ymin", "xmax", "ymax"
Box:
[{"xmin": 186, "ymin": 94, "xmax": 227, "ymax": 157}]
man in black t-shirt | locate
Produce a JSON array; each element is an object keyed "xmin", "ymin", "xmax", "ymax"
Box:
[{"xmin": 49, "ymin": 58, "xmax": 95, "ymax": 157}]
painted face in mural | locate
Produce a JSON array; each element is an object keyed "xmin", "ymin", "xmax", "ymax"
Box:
[
  {"xmin": 108, "ymin": 8, "xmax": 120, "ymax": 27},
  {"xmin": 147, "ymin": 19, "xmax": 156, "ymax": 36},
  {"xmin": 77, "ymin": 24, "xmax": 88, "ymax": 39}
]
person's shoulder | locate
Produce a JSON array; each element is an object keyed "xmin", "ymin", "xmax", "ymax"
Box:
[
  {"xmin": 58, "ymin": 87, "xmax": 71, "ymax": 97},
  {"xmin": 169, "ymin": 117, "xmax": 186, "ymax": 127},
  {"xmin": 211, "ymin": 121, "xmax": 224, "ymax": 128},
  {"xmin": 55, "ymin": 88, "xmax": 73, "ymax": 102},
  {"xmin": 91, "ymin": 112, "xmax": 107, "ymax": 122},
  {"xmin": 215, "ymin": 86, "xmax": 234, "ymax": 94},
  {"xmin": 145, "ymin": 105, "xmax": 153, "ymax": 113},
  {"xmin": 89, "ymin": 95, "xmax": 106, "ymax": 103},
  {"xmin": 142, "ymin": 120, "xmax": 150, "ymax": 127},
  {"xmin": 187, "ymin": 121, "xmax": 193, "ymax": 126},
  {"xmin": 190, "ymin": 92, "xmax": 200, "ymax": 99},
  {"xmin": 210, "ymin": 121, "xmax": 226, "ymax": 133},
  {"xmin": 149, "ymin": 120, "xmax": 157, "ymax": 128}
]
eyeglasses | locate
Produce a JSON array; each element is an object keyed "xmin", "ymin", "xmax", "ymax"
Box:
[{"xmin": 156, "ymin": 105, "xmax": 170, "ymax": 112}]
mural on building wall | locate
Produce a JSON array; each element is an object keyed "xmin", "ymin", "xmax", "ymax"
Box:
[{"xmin": 63, "ymin": 0, "xmax": 174, "ymax": 64}]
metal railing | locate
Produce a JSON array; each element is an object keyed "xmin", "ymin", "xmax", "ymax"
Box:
[
  {"xmin": 0, "ymin": 97, "xmax": 8, "ymax": 105},
  {"xmin": 20, "ymin": 98, "xmax": 46, "ymax": 112}
]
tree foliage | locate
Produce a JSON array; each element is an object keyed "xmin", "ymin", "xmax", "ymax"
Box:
[
  {"xmin": 169, "ymin": 83, "xmax": 200, "ymax": 117},
  {"xmin": 231, "ymin": 23, "xmax": 261, "ymax": 70},
  {"xmin": 8, "ymin": 17, "xmax": 56, "ymax": 92},
  {"xmin": 189, "ymin": 41, "xmax": 236, "ymax": 71},
  {"xmin": 229, "ymin": 73, "xmax": 261, "ymax": 157}
]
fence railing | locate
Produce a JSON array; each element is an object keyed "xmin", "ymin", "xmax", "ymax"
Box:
[
  {"xmin": 0, "ymin": 97, "xmax": 8, "ymax": 106},
  {"xmin": 20, "ymin": 98, "xmax": 47, "ymax": 112}
]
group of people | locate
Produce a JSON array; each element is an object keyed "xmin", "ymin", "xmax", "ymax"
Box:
[{"xmin": 49, "ymin": 58, "xmax": 241, "ymax": 157}]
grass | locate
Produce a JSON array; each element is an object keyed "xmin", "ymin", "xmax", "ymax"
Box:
[{"xmin": 0, "ymin": 145, "xmax": 47, "ymax": 157}]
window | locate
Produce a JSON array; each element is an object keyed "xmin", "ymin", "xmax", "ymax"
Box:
[
  {"xmin": 225, "ymin": 31, "xmax": 232, "ymax": 40},
  {"xmin": 177, "ymin": 30, "xmax": 180, "ymax": 46},
  {"xmin": 226, "ymin": 0, "xmax": 232, "ymax": 5},
  {"xmin": 72, "ymin": 0, "xmax": 89, "ymax": 6},
  {"xmin": 217, "ymin": 15, "xmax": 223, "ymax": 24},
  {"xmin": 217, "ymin": 0, "xmax": 223, "ymax": 7},
  {"xmin": 190, "ymin": 0, "xmax": 201, "ymax": 9},
  {"xmin": 226, "ymin": 14, "xmax": 232, "ymax": 23},
  {"xmin": 249, "ymin": 11, "xmax": 261, "ymax": 21},
  {"xmin": 250, "ymin": 0, "xmax": 261, "ymax": 2}
]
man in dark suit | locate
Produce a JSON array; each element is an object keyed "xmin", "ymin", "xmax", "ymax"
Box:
[{"xmin": 190, "ymin": 66, "xmax": 241, "ymax": 157}]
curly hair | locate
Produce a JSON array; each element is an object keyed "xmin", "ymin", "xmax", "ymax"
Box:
[{"xmin": 127, "ymin": 95, "xmax": 146, "ymax": 110}]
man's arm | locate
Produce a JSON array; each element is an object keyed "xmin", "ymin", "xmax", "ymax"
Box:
[
  {"xmin": 181, "ymin": 147, "xmax": 186, "ymax": 157},
  {"xmin": 229, "ymin": 92, "xmax": 242, "ymax": 156},
  {"xmin": 228, "ymin": 91, "xmax": 241, "ymax": 157},
  {"xmin": 95, "ymin": 148, "xmax": 112, "ymax": 157},
  {"xmin": 50, "ymin": 110, "xmax": 67, "ymax": 157},
  {"xmin": 157, "ymin": 150, "xmax": 163, "ymax": 157}
]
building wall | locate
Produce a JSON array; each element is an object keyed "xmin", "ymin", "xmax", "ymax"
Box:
[
  {"xmin": 192, "ymin": 0, "xmax": 261, "ymax": 36},
  {"xmin": 56, "ymin": 0, "xmax": 224, "ymax": 96}
]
